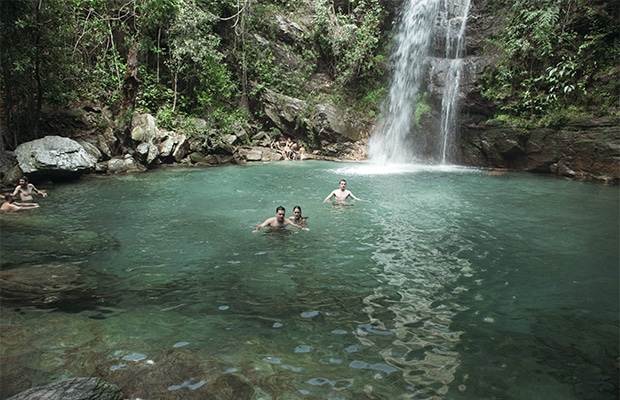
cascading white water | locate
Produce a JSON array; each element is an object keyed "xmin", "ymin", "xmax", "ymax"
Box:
[
  {"xmin": 367, "ymin": 0, "xmax": 440, "ymax": 164},
  {"xmin": 439, "ymin": 0, "xmax": 471, "ymax": 164},
  {"xmin": 368, "ymin": 0, "xmax": 471, "ymax": 165}
]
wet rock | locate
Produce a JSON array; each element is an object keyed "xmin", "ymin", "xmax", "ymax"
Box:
[
  {"xmin": 104, "ymin": 155, "xmax": 147, "ymax": 174},
  {"xmin": 98, "ymin": 349, "xmax": 226, "ymax": 400},
  {"xmin": 0, "ymin": 264, "xmax": 95, "ymax": 306},
  {"xmin": 188, "ymin": 151, "xmax": 205, "ymax": 163},
  {"xmin": 6, "ymin": 377, "xmax": 122, "ymax": 400},
  {"xmin": 211, "ymin": 374, "xmax": 254, "ymax": 400},
  {"xmin": 237, "ymin": 147, "xmax": 282, "ymax": 162}
]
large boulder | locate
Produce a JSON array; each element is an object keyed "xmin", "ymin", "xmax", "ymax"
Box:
[
  {"xmin": 130, "ymin": 113, "xmax": 159, "ymax": 143},
  {"xmin": 14, "ymin": 136, "xmax": 98, "ymax": 180},
  {"xmin": 102, "ymin": 155, "xmax": 148, "ymax": 174},
  {"xmin": 312, "ymin": 103, "xmax": 365, "ymax": 144},
  {"xmin": 261, "ymin": 88, "xmax": 310, "ymax": 136}
]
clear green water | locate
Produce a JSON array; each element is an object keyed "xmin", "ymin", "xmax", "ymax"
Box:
[{"xmin": 1, "ymin": 161, "xmax": 618, "ymax": 399}]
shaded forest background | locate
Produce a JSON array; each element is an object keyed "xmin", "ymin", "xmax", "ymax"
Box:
[{"xmin": 1, "ymin": 0, "xmax": 618, "ymax": 153}]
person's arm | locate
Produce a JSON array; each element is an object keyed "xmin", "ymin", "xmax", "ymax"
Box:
[
  {"xmin": 323, "ymin": 190, "xmax": 335, "ymax": 203},
  {"xmin": 348, "ymin": 191, "xmax": 369, "ymax": 202},
  {"xmin": 347, "ymin": 191, "xmax": 361, "ymax": 201},
  {"xmin": 32, "ymin": 185, "xmax": 47, "ymax": 197},
  {"xmin": 1, "ymin": 203, "xmax": 38, "ymax": 212},
  {"xmin": 253, "ymin": 218, "xmax": 273, "ymax": 233},
  {"xmin": 16, "ymin": 202, "xmax": 40, "ymax": 209},
  {"xmin": 285, "ymin": 220, "xmax": 306, "ymax": 230}
]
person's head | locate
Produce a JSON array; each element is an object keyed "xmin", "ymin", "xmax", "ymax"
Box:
[
  {"xmin": 339, "ymin": 179, "xmax": 347, "ymax": 190},
  {"xmin": 19, "ymin": 176, "xmax": 28, "ymax": 186},
  {"xmin": 275, "ymin": 206, "xmax": 286, "ymax": 221},
  {"xmin": 293, "ymin": 206, "xmax": 302, "ymax": 218},
  {"xmin": 4, "ymin": 194, "xmax": 14, "ymax": 203}
]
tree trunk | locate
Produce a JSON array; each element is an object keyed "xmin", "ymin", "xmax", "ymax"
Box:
[
  {"xmin": 121, "ymin": 42, "xmax": 139, "ymax": 115},
  {"xmin": 117, "ymin": 41, "xmax": 140, "ymax": 152}
]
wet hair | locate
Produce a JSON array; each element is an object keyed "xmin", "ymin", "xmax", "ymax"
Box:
[
  {"xmin": 293, "ymin": 205, "xmax": 302, "ymax": 214},
  {"xmin": 20, "ymin": 176, "xmax": 28, "ymax": 182},
  {"xmin": 276, "ymin": 205, "xmax": 286, "ymax": 213},
  {"xmin": 339, "ymin": 179, "xmax": 347, "ymax": 184},
  {"xmin": 4, "ymin": 194, "xmax": 14, "ymax": 202}
]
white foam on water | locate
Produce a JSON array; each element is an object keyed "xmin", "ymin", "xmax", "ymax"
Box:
[{"xmin": 331, "ymin": 162, "xmax": 481, "ymax": 176}]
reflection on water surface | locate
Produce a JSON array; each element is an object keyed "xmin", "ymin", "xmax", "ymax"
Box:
[{"xmin": 1, "ymin": 161, "xmax": 618, "ymax": 399}]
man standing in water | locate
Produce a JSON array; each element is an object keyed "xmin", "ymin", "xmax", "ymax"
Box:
[
  {"xmin": 12, "ymin": 176, "xmax": 47, "ymax": 202},
  {"xmin": 253, "ymin": 206, "xmax": 303, "ymax": 232},
  {"xmin": 323, "ymin": 179, "xmax": 367, "ymax": 205}
]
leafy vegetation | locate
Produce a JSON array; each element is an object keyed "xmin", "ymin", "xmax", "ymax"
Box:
[
  {"xmin": 481, "ymin": 0, "xmax": 619, "ymax": 126},
  {"xmin": 1, "ymin": 0, "xmax": 617, "ymax": 152},
  {"xmin": 0, "ymin": 0, "xmax": 392, "ymax": 150}
]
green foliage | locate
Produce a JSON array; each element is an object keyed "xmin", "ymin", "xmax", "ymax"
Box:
[
  {"xmin": 481, "ymin": 0, "xmax": 620, "ymax": 124},
  {"xmin": 311, "ymin": 0, "xmax": 388, "ymax": 88},
  {"xmin": 205, "ymin": 107, "xmax": 250, "ymax": 138},
  {"xmin": 358, "ymin": 86, "xmax": 387, "ymax": 118}
]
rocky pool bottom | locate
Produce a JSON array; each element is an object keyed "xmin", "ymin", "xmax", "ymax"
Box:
[{"xmin": 1, "ymin": 161, "xmax": 618, "ymax": 399}]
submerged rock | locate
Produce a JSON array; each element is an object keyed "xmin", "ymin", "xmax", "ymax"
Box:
[
  {"xmin": 6, "ymin": 377, "xmax": 122, "ymax": 400},
  {"xmin": 0, "ymin": 264, "xmax": 96, "ymax": 306}
]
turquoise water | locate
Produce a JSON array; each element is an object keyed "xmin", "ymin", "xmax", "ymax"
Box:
[{"xmin": 1, "ymin": 161, "xmax": 618, "ymax": 399}]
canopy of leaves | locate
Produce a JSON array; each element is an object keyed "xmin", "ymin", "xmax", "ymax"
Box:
[
  {"xmin": 481, "ymin": 0, "xmax": 619, "ymax": 124},
  {"xmin": 0, "ymin": 0, "xmax": 392, "ymax": 149}
]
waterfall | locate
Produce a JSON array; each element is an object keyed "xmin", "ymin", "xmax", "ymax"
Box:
[
  {"xmin": 368, "ymin": 0, "xmax": 471, "ymax": 165},
  {"xmin": 439, "ymin": 0, "xmax": 471, "ymax": 164}
]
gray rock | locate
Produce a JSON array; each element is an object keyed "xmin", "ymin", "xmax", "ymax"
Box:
[
  {"xmin": 105, "ymin": 155, "xmax": 147, "ymax": 174},
  {"xmin": 130, "ymin": 113, "xmax": 158, "ymax": 143},
  {"xmin": 7, "ymin": 377, "xmax": 122, "ymax": 400},
  {"xmin": 172, "ymin": 134, "xmax": 190, "ymax": 162},
  {"xmin": 135, "ymin": 142, "xmax": 159, "ymax": 165},
  {"xmin": 15, "ymin": 136, "xmax": 98, "ymax": 178}
]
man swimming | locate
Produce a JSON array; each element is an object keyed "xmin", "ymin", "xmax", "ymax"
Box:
[
  {"xmin": 1, "ymin": 194, "xmax": 39, "ymax": 212},
  {"xmin": 253, "ymin": 206, "xmax": 303, "ymax": 232}
]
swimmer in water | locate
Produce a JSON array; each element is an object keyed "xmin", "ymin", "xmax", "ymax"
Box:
[
  {"xmin": 12, "ymin": 176, "xmax": 47, "ymax": 202},
  {"xmin": 253, "ymin": 206, "xmax": 303, "ymax": 232},
  {"xmin": 323, "ymin": 179, "xmax": 367, "ymax": 206},
  {"xmin": 1, "ymin": 194, "xmax": 39, "ymax": 212},
  {"xmin": 288, "ymin": 205, "xmax": 307, "ymax": 225}
]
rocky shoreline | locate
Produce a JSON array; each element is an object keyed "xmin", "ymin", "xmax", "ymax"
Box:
[{"xmin": 0, "ymin": 109, "xmax": 617, "ymax": 192}]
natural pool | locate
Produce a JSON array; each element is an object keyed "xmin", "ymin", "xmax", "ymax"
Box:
[{"xmin": 1, "ymin": 161, "xmax": 618, "ymax": 399}]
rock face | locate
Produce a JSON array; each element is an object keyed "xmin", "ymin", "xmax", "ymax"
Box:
[
  {"xmin": 460, "ymin": 117, "xmax": 620, "ymax": 183},
  {"xmin": 14, "ymin": 136, "xmax": 98, "ymax": 180},
  {"xmin": 259, "ymin": 88, "xmax": 368, "ymax": 159},
  {"xmin": 6, "ymin": 377, "xmax": 123, "ymax": 400}
]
